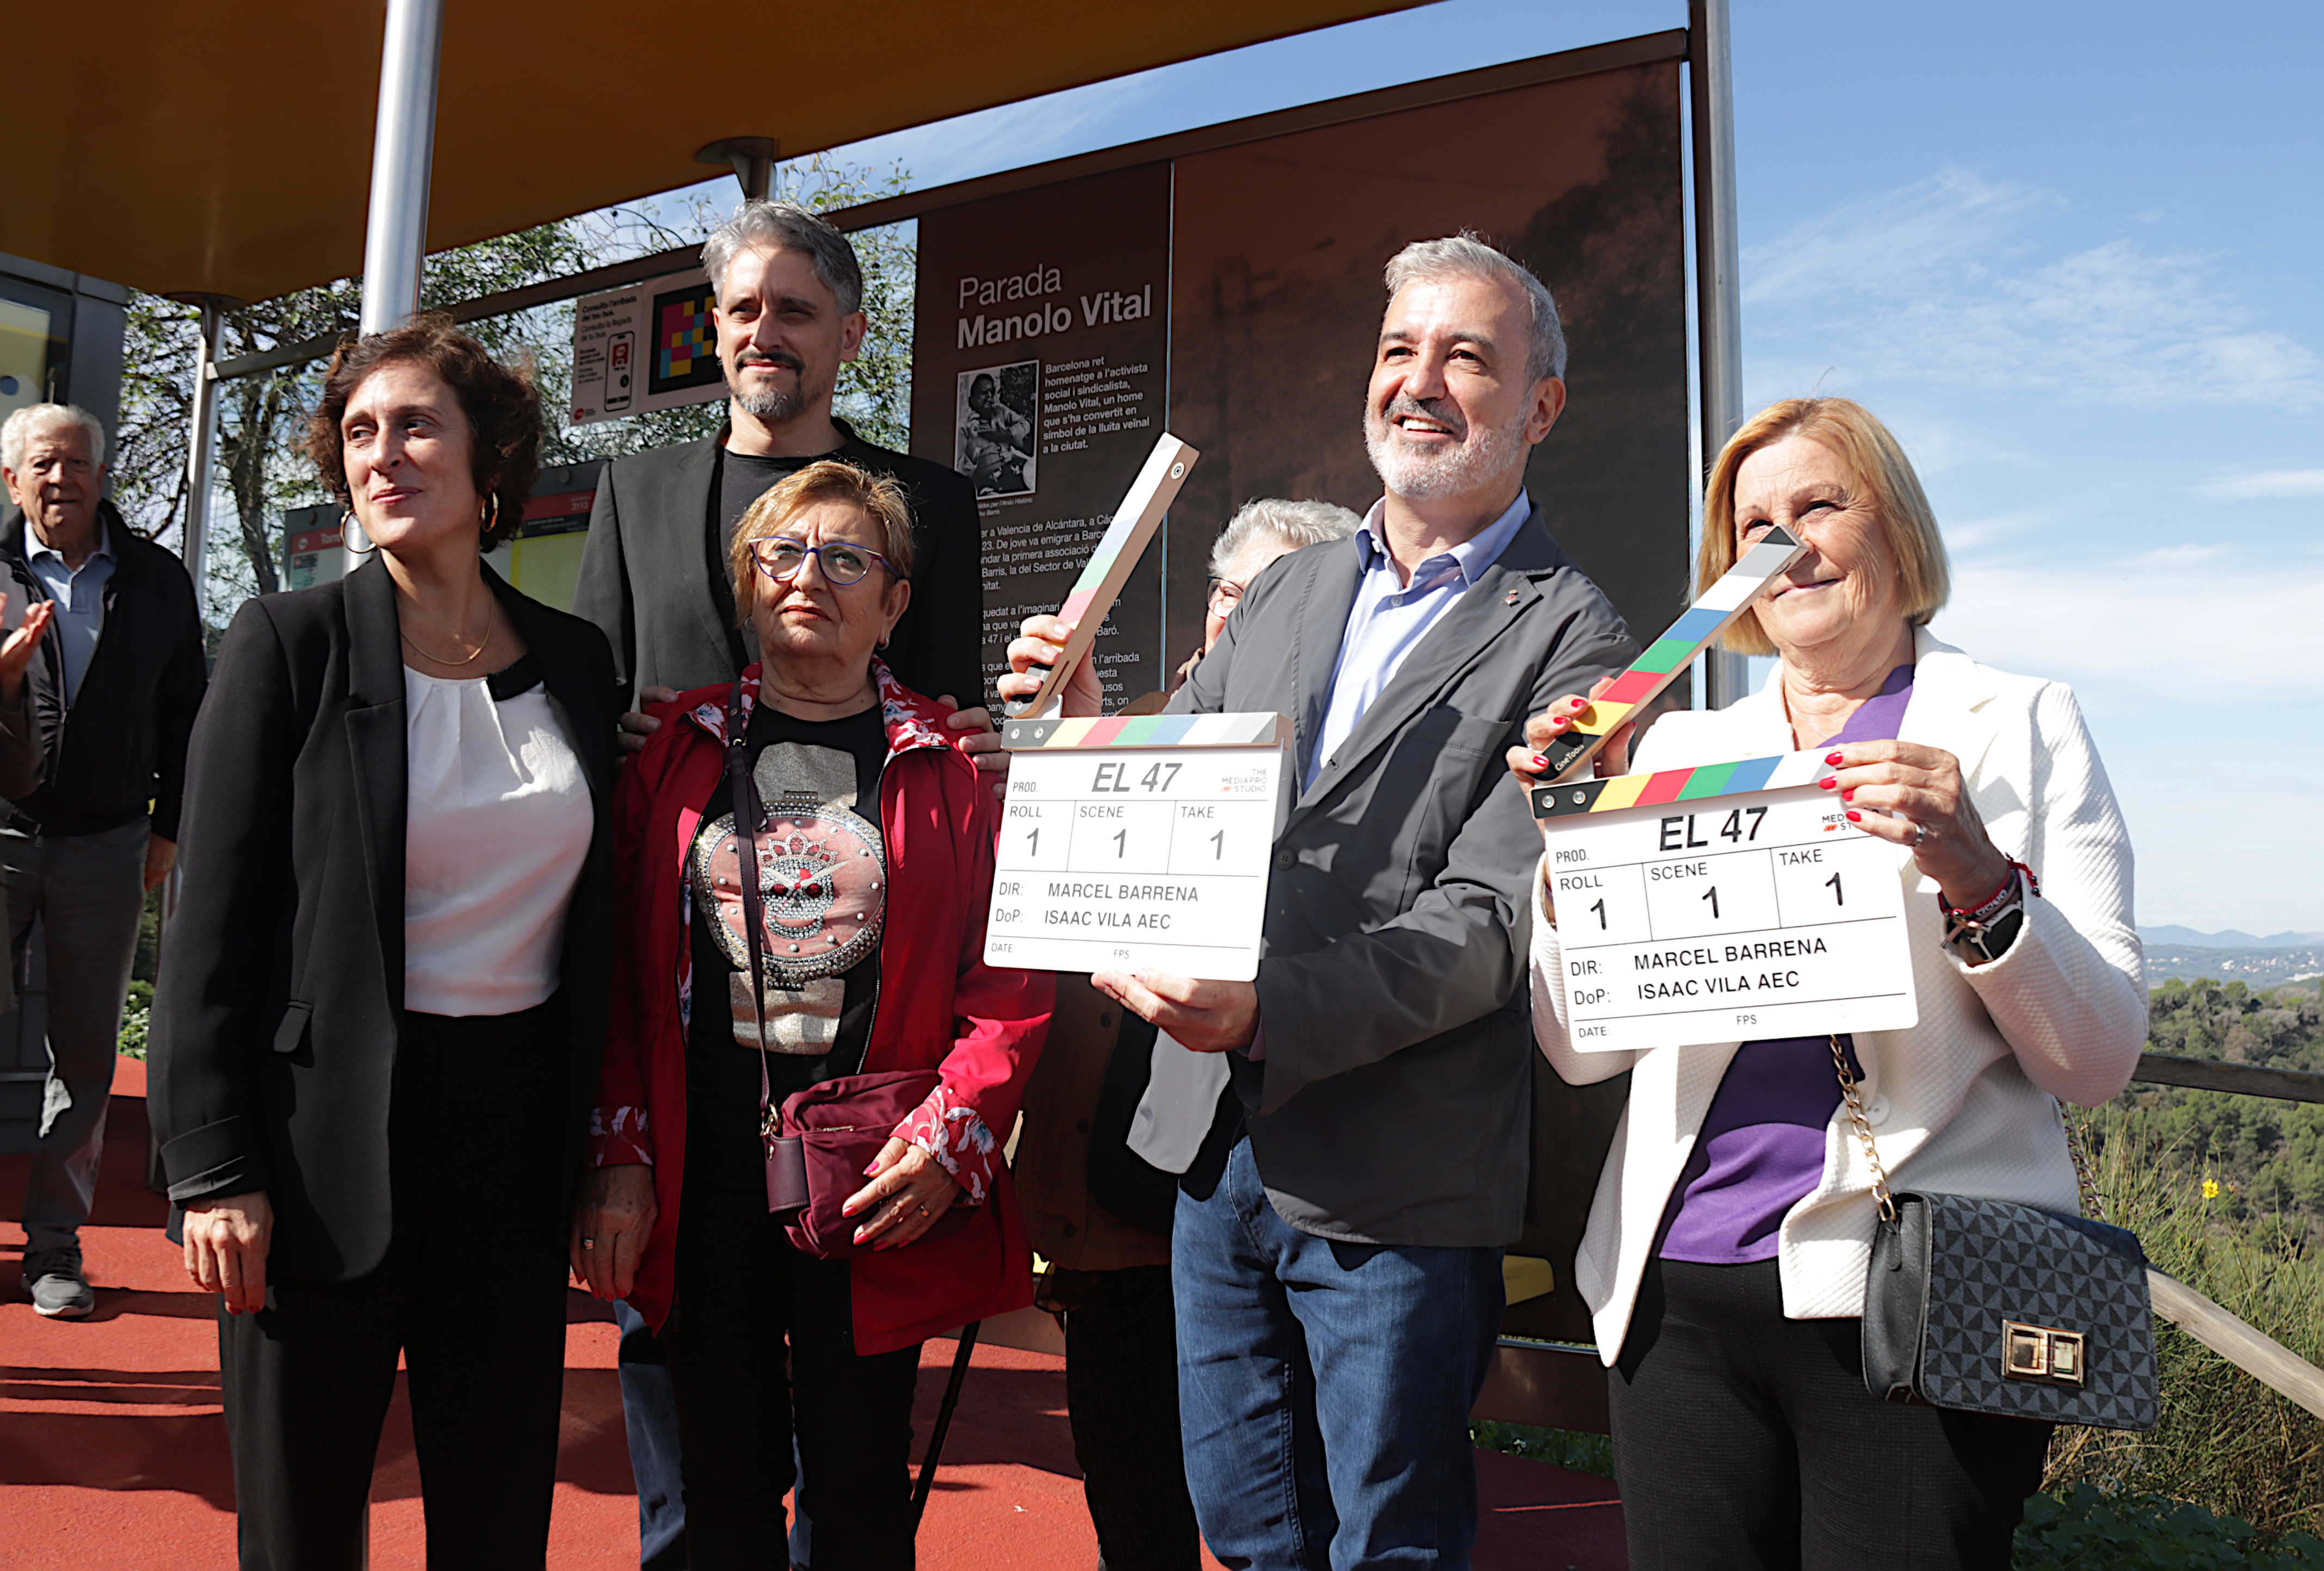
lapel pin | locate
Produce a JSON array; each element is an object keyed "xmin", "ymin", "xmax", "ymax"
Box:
[{"xmin": 1504, "ymin": 591, "xmax": 1520, "ymax": 605}]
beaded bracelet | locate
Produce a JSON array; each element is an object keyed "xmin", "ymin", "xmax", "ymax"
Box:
[
  {"xmin": 1939, "ymin": 859, "xmax": 2039, "ymax": 963},
  {"xmin": 1944, "ymin": 858, "xmax": 2040, "ymax": 924}
]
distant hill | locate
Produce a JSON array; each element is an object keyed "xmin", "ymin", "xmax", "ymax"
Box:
[
  {"xmin": 2140, "ymin": 925, "xmax": 2324, "ymax": 949},
  {"xmin": 2143, "ymin": 945, "xmax": 2324, "ymax": 987}
]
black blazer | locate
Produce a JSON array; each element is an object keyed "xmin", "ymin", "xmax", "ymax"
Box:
[
  {"xmin": 1, "ymin": 499, "xmax": 208, "ymax": 837},
  {"xmin": 151, "ymin": 556, "xmax": 620, "ymax": 1281},
  {"xmin": 571, "ymin": 418, "xmax": 984, "ymax": 707}
]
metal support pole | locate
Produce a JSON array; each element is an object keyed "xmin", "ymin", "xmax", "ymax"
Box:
[
  {"xmin": 160, "ymin": 291, "xmax": 239, "ymax": 597},
  {"xmin": 348, "ymin": 0, "xmax": 444, "ymax": 555},
  {"xmin": 179, "ymin": 301, "xmax": 223, "ymax": 597},
  {"xmin": 696, "ymin": 137, "xmax": 780, "ymax": 203},
  {"xmin": 360, "ymin": 0, "xmax": 444, "ymax": 335},
  {"xmin": 1689, "ymin": 0, "xmax": 1752, "ymax": 708}
]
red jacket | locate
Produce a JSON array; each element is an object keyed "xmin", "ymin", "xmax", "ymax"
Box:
[{"xmin": 592, "ymin": 663, "xmax": 1051, "ymax": 1354}]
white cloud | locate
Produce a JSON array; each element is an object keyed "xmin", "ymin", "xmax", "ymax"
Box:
[
  {"xmin": 1935, "ymin": 505, "xmax": 2074, "ymax": 553},
  {"xmin": 2189, "ymin": 468, "xmax": 2324, "ymax": 500},
  {"xmin": 1745, "ymin": 169, "xmax": 2324, "ymax": 410},
  {"xmin": 2132, "ymin": 543, "xmax": 2228, "ymax": 566},
  {"xmin": 834, "ymin": 75, "xmax": 1167, "ymax": 192},
  {"xmin": 1744, "ymin": 168, "xmax": 2060, "ymax": 306},
  {"xmin": 1930, "ymin": 556, "xmax": 2324, "ymax": 931},
  {"xmin": 1932, "ymin": 554, "xmax": 2324, "ymax": 698}
]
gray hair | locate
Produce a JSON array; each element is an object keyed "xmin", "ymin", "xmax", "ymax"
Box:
[
  {"xmin": 701, "ymin": 200, "xmax": 864, "ymax": 317},
  {"xmin": 1383, "ymin": 233, "xmax": 1566, "ymax": 385},
  {"xmin": 1, "ymin": 403, "xmax": 106, "ymax": 473},
  {"xmin": 1210, "ymin": 498, "xmax": 1362, "ymax": 579}
]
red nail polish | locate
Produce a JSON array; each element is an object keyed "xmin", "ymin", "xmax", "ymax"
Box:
[
  {"xmin": 1818, "ymin": 777, "xmax": 1835, "ymax": 790},
  {"xmin": 1841, "ymin": 788, "xmax": 1855, "ymax": 802},
  {"xmin": 1845, "ymin": 810, "xmax": 1862, "ymax": 822},
  {"xmin": 1825, "ymin": 752, "xmax": 1845, "ymax": 766},
  {"xmin": 1571, "ymin": 698, "xmax": 1588, "ymax": 709},
  {"xmin": 1530, "ymin": 753, "xmax": 1549, "ymax": 769}
]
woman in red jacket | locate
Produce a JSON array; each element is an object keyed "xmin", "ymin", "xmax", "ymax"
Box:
[{"xmin": 572, "ymin": 459, "xmax": 1050, "ymax": 1568}]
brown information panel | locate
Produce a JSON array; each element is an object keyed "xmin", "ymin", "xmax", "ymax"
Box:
[
  {"xmin": 1166, "ymin": 61, "xmax": 1688, "ymax": 661},
  {"xmin": 912, "ymin": 164, "xmax": 1175, "ymax": 710}
]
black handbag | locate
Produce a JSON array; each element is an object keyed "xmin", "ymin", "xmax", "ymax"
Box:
[{"xmin": 1832, "ymin": 1037, "xmax": 2160, "ymax": 1431}]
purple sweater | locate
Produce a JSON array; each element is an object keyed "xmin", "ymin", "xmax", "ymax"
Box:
[{"xmin": 1656, "ymin": 665, "xmax": 1914, "ymax": 1266}]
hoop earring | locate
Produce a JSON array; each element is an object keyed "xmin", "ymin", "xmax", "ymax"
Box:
[
  {"xmin": 341, "ymin": 508, "xmax": 376, "ymax": 556},
  {"xmin": 480, "ymin": 493, "xmax": 500, "ymax": 534}
]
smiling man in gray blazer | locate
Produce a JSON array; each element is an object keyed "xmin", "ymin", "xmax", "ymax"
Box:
[{"xmin": 1009, "ymin": 234, "xmax": 1637, "ymax": 1568}]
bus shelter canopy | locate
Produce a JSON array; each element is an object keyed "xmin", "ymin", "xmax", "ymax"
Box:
[{"xmin": 7, "ymin": 0, "xmax": 1414, "ymax": 305}]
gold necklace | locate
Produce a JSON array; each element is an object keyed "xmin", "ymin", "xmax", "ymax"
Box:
[{"xmin": 400, "ymin": 595, "xmax": 495, "ymax": 668}]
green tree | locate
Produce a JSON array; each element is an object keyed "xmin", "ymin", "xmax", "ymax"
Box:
[{"xmin": 113, "ymin": 157, "xmax": 916, "ymax": 625}]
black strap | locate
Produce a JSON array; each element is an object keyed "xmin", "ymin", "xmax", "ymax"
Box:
[
  {"xmin": 734, "ymin": 677, "xmax": 972, "ymax": 1513},
  {"xmin": 910, "ymin": 1321, "xmax": 980, "ymax": 1530},
  {"xmin": 726, "ymin": 680, "xmax": 782, "ymax": 1155}
]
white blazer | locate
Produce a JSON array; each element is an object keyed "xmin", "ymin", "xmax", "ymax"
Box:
[{"xmin": 1532, "ymin": 629, "xmax": 2147, "ymax": 1364}]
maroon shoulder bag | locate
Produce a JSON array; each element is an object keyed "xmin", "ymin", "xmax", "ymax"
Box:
[{"xmin": 723, "ymin": 680, "xmax": 973, "ymax": 1259}]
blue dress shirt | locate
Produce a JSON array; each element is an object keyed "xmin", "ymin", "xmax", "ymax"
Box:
[
  {"xmin": 28, "ymin": 521, "xmax": 115, "ymax": 706},
  {"xmin": 1302, "ymin": 492, "xmax": 1533, "ymax": 791}
]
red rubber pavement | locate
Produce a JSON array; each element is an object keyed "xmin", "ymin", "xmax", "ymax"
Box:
[{"xmin": 0, "ymin": 1056, "xmax": 1625, "ymax": 1568}]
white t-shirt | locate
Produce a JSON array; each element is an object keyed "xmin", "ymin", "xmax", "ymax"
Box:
[{"xmin": 402, "ymin": 661, "xmax": 592, "ymax": 1017}]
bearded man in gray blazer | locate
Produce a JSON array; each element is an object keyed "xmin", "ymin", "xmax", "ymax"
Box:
[
  {"xmin": 1008, "ymin": 234, "xmax": 1637, "ymax": 1569},
  {"xmin": 574, "ymin": 200, "xmax": 985, "ymax": 744}
]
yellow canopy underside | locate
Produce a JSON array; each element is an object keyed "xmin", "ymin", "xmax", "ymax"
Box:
[{"xmin": 9, "ymin": 1, "xmax": 1418, "ymax": 303}]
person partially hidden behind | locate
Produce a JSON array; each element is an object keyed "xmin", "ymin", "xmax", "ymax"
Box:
[{"xmin": 1003, "ymin": 233, "xmax": 1636, "ymax": 1569}]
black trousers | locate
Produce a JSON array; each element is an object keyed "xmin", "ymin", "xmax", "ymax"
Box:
[
  {"xmin": 663, "ymin": 1175, "xmax": 921, "ymax": 1569},
  {"xmin": 1609, "ymin": 1256, "xmax": 2052, "ymax": 1571},
  {"xmin": 218, "ymin": 1005, "xmax": 571, "ymax": 1570},
  {"xmin": 1062, "ymin": 1265, "xmax": 1200, "ymax": 1571}
]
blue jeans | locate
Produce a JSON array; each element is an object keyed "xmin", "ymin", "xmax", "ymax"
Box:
[
  {"xmin": 618, "ymin": 1300, "xmax": 818, "ymax": 1568},
  {"xmin": 1173, "ymin": 1137, "xmax": 1505, "ymax": 1570},
  {"xmin": 615, "ymin": 1299, "xmax": 690, "ymax": 1569}
]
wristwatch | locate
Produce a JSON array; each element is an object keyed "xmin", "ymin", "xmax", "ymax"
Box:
[{"xmin": 1939, "ymin": 859, "xmax": 2038, "ymax": 965}]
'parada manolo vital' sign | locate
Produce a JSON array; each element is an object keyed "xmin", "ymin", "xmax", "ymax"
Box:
[{"xmin": 1537, "ymin": 751, "xmax": 1920, "ymax": 1052}]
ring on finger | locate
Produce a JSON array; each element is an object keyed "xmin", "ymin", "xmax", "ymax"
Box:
[{"xmin": 1909, "ymin": 820, "xmax": 1927, "ymax": 849}]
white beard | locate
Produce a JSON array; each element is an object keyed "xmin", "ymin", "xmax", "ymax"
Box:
[{"xmin": 1363, "ymin": 399, "xmax": 1527, "ymax": 501}]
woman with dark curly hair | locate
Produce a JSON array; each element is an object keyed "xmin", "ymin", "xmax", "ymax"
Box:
[{"xmin": 152, "ymin": 313, "xmax": 620, "ymax": 1568}]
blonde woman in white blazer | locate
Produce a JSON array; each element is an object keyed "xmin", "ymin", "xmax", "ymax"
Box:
[{"xmin": 1510, "ymin": 398, "xmax": 2146, "ymax": 1570}]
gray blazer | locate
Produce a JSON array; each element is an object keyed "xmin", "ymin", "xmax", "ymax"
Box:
[{"xmin": 1167, "ymin": 503, "xmax": 1636, "ymax": 1247}]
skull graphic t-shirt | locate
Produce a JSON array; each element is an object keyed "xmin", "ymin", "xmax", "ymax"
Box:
[{"xmin": 684, "ymin": 701, "xmax": 887, "ymax": 1189}]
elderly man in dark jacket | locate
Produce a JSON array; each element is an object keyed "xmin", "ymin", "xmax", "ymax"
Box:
[{"xmin": 1, "ymin": 403, "xmax": 207, "ymax": 1320}]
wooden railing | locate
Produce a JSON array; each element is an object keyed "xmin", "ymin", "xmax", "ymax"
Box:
[
  {"xmin": 2128, "ymin": 1050, "xmax": 2324, "ymax": 1420},
  {"xmin": 2134, "ymin": 1052, "xmax": 2324, "ymax": 1105},
  {"xmin": 981, "ymin": 1049, "xmax": 2324, "ymax": 1432}
]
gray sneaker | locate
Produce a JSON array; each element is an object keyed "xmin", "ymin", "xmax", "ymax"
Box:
[{"xmin": 24, "ymin": 1246, "xmax": 95, "ymax": 1319}]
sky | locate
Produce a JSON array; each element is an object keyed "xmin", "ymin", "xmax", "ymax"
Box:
[{"xmin": 651, "ymin": 1, "xmax": 2323, "ymax": 934}]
